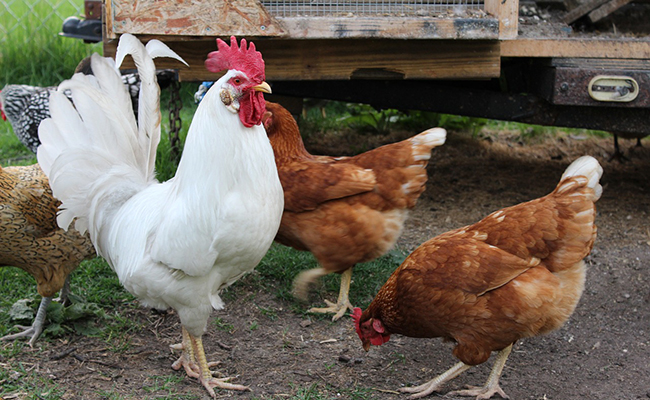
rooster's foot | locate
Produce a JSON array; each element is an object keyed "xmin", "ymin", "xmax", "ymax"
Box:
[
  {"xmin": 201, "ymin": 376, "xmax": 250, "ymax": 398},
  {"xmin": 308, "ymin": 299, "xmax": 354, "ymax": 321},
  {"xmin": 171, "ymin": 348, "xmax": 200, "ymax": 378},
  {"xmin": 448, "ymin": 384, "xmax": 509, "ymax": 400}
]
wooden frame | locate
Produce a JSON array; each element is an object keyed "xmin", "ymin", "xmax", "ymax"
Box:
[
  {"xmin": 107, "ymin": 38, "xmax": 502, "ymax": 81},
  {"xmin": 103, "ymin": 0, "xmax": 650, "ymax": 82},
  {"xmin": 105, "ymin": 0, "xmax": 504, "ymax": 40}
]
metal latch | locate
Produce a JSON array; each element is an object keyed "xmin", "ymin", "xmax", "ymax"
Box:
[{"xmin": 588, "ymin": 75, "xmax": 639, "ymax": 103}]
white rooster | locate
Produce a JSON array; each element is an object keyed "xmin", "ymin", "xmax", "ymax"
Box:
[{"xmin": 37, "ymin": 34, "xmax": 284, "ymax": 396}]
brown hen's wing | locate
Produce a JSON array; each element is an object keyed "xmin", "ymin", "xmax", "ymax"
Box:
[
  {"xmin": 398, "ymin": 230, "xmax": 539, "ymax": 297},
  {"xmin": 372, "ymin": 230, "xmax": 540, "ymax": 341},
  {"xmin": 280, "ymin": 160, "xmax": 376, "ymax": 212},
  {"xmin": 469, "ymin": 179, "xmax": 597, "ymax": 273}
]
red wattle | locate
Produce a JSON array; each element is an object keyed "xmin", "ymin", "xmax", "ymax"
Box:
[{"xmin": 239, "ymin": 91, "xmax": 266, "ymax": 128}]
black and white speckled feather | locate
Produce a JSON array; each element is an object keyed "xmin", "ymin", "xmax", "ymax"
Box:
[{"xmin": 0, "ymin": 69, "xmax": 176, "ymax": 153}]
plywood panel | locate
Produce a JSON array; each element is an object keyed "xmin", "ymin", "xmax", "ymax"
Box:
[
  {"xmin": 107, "ymin": 0, "xmax": 499, "ymax": 39},
  {"xmin": 105, "ymin": 38, "xmax": 501, "ymax": 80},
  {"xmin": 108, "ymin": 0, "xmax": 285, "ymax": 38}
]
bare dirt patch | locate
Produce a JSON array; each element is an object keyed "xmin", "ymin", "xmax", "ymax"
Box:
[{"xmin": 3, "ymin": 130, "xmax": 649, "ymax": 400}]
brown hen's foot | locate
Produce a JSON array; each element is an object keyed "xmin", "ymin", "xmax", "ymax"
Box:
[
  {"xmin": 0, "ymin": 296, "xmax": 51, "ymax": 347},
  {"xmin": 448, "ymin": 384, "xmax": 509, "ymax": 400},
  {"xmin": 307, "ymin": 268, "xmax": 354, "ymax": 321},
  {"xmin": 448, "ymin": 344, "xmax": 513, "ymax": 400},
  {"xmin": 400, "ymin": 361, "xmax": 471, "ymax": 399},
  {"xmin": 308, "ymin": 298, "xmax": 353, "ymax": 321},
  {"xmin": 292, "ymin": 267, "xmax": 328, "ymax": 301}
]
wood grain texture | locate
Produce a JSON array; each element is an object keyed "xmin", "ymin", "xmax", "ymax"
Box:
[
  {"xmin": 501, "ymin": 38, "xmax": 650, "ymax": 58},
  {"xmin": 587, "ymin": 0, "xmax": 633, "ymax": 22},
  {"xmin": 105, "ymin": 38, "xmax": 500, "ymax": 81},
  {"xmin": 485, "ymin": 0, "xmax": 519, "ymax": 39},
  {"xmin": 108, "ymin": 0, "xmax": 285, "ymax": 38}
]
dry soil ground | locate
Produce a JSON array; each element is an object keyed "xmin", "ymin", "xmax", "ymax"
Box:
[{"xmin": 2, "ymin": 129, "xmax": 649, "ymax": 400}]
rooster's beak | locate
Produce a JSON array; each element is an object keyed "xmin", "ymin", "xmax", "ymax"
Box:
[
  {"xmin": 362, "ymin": 340, "xmax": 371, "ymax": 352},
  {"xmin": 253, "ymin": 81, "xmax": 272, "ymax": 94}
]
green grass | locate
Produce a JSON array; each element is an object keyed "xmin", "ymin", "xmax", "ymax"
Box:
[
  {"xmin": 0, "ymin": 364, "xmax": 65, "ymax": 400},
  {"xmin": 238, "ymin": 243, "xmax": 405, "ymax": 315},
  {"xmin": 0, "ymin": 1, "xmax": 102, "ymax": 86},
  {"xmin": 0, "ymin": 125, "xmax": 36, "ymax": 166}
]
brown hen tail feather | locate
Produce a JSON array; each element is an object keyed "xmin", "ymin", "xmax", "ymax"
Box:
[
  {"xmin": 397, "ymin": 128, "xmax": 446, "ymax": 201},
  {"xmin": 544, "ymin": 156, "xmax": 602, "ymax": 273},
  {"xmin": 557, "ymin": 155, "xmax": 603, "ymax": 201},
  {"xmin": 408, "ymin": 127, "xmax": 447, "ymax": 162}
]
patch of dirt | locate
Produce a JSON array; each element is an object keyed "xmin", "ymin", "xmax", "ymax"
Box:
[{"xmin": 3, "ymin": 130, "xmax": 649, "ymax": 400}]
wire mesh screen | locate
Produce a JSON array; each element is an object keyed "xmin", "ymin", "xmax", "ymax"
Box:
[
  {"xmin": 261, "ymin": 0, "xmax": 484, "ymax": 17},
  {"xmin": 0, "ymin": 0, "xmax": 101, "ymax": 85}
]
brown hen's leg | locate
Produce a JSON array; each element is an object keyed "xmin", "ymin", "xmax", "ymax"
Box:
[
  {"xmin": 400, "ymin": 361, "xmax": 472, "ymax": 399},
  {"xmin": 293, "ymin": 267, "xmax": 328, "ymax": 301},
  {"xmin": 448, "ymin": 344, "xmax": 512, "ymax": 399},
  {"xmin": 187, "ymin": 331, "xmax": 250, "ymax": 397},
  {"xmin": 0, "ymin": 296, "xmax": 51, "ymax": 347},
  {"xmin": 308, "ymin": 269, "xmax": 354, "ymax": 321}
]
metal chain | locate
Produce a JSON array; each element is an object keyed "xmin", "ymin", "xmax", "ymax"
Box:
[{"xmin": 168, "ymin": 78, "xmax": 182, "ymax": 162}]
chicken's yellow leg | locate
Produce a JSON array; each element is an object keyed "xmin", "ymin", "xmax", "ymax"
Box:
[
  {"xmin": 400, "ymin": 361, "xmax": 472, "ymax": 399},
  {"xmin": 188, "ymin": 332, "xmax": 250, "ymax": 397},
  {"xmin": 171, "ymin": 326, "xmax": 200, "ymax": 378},
  {"xmin": 447, "ymin": 344, "xmax": 512, "ymax": 399},
  {"xmin": 308, "ymin": 268, "xmax": 354, "ymax": 321}
]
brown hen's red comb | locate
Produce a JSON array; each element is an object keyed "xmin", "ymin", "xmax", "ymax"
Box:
[{"xmin": 205, "ymin": 36, "xmax": 265, "ymax": 82}]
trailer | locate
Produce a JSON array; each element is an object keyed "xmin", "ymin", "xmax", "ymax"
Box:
[{"xmin": 100, "ymin": 0, "xmax": 650, "ymax": 138}]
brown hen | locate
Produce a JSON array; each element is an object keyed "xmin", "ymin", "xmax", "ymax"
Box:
[
  {"xmin": 263, "ymin": 102, "xmax": 446, "ymax": 320},
  {"xmin": 353, "ymin": 156, "xmax": 602, "ymax": 399},
  {"xmin": 0, "ymin": 164, "xmax": 95, "ymax": 345}
]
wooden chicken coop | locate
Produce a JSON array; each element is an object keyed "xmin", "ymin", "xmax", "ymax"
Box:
[{"xmin": 101, "ymin": 0, "xmax": 650, "ymax": 136}]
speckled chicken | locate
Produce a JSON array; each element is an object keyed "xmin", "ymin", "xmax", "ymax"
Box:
[
  {"xmin": 263, "ymin": 102, "xmax": 446, "ymax": 320},
  {"xmin": 0, "ymin": 65, "xmax": 176, "ymax": 153},
  {"xmin": 0, "ymin": 163, "xmax": 95, "ymax": 345},
  {"xmin": 353, "ymin": 156, "xmax": 602, "ymax": 399}
]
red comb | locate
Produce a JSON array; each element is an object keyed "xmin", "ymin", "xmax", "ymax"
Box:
[
  {"xmin": 352, "ymin": 307, "xmax": 363, "ymax": 323},
  {"xmin": 205, "ymin": 36, "xmax": 265, "ymax": 82}
]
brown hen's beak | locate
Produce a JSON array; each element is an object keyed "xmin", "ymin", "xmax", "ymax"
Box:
[
  {"xmin": 253, "ymin": 81, "xmax": 272, "ymax": 94},
  {"xmin": 362, "ymin": 340, "xmax": 371, "ymax": 352}
]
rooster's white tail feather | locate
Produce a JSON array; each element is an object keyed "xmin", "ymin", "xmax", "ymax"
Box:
[
  {"xmin": 37, "ymin": 34, "xmax": 186, "ymax": 242},
  {"xmin": 115, "ymin": 36, "xmax": 188, "ymax": 177}
]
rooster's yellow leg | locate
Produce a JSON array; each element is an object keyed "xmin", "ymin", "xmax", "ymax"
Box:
[
  {"xmin": 188, "ymin": 332, "xmax": 250, "ymax": 397},
  {"xmin": 400, "ymin": 361, "xmax": 472, "ymax": 399},
  {"xmin": 308, "ymin": 269, "xmax": 354, "ymax": 321},
  {"xmin": 171, "ymin": 326, "xmax": 200, "ymax": 378},
  {"xmin": 447, "ymin": 344, "xmax": 512, "ymax": 399}
]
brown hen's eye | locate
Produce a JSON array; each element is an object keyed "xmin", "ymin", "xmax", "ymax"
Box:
[{"xmin": 234, "ymin": 78, "xmax": 241, "ymax": 84}]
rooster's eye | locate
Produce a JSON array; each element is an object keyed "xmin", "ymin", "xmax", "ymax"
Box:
[{"xmin": 233, "ymin": 78, "xmax": 241, "ymax": 85}]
